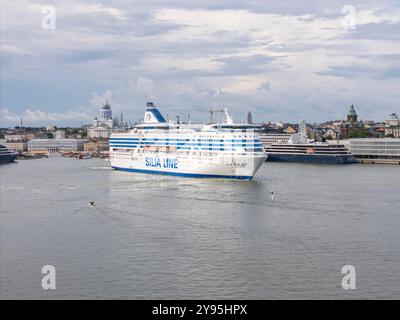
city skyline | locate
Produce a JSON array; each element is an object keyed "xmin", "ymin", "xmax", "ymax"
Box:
[
  {"xmin": 0, "ymin": 102, "xmax": 396, "ymax": 129},
  {"xmin": 1, "ymin": 0, "xmax": 400, "ymax": 127}
]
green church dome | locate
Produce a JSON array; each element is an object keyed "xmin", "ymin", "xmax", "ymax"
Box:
[{"xmin": 348, "ymin": 104, "xmax": 357, "ymax": 116}]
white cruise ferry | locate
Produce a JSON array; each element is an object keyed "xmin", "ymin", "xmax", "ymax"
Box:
[{"xmin": 109, "ymin": 102, "xmax": 266, "ymax": 180}]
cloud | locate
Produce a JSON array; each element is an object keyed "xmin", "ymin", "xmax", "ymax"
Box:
[
  {"xmin": 0, "ymin": 108, "xmax": 92, "ymax": 127},
  {"xmin": 213, "ymin": 54, "xmax": 281, "ymax": 76},
  {"xmin": 316, "ymin": 65, "xmax": 400, "ymax": 79},
  {"xmin": 90, "ymin": 90, "xmax": 113, "ymax": 108},
  {"xmin": 134, "ymin": 78, "xmax": 155, "ymax": 99},
  {"xmin": 342, "ymin": 22, "xmax": 400, "ymax": 40},
  {"xmin": 316, "ymin": 65, "xmax": 378, "ymax": 78},
  {"xmin": 258, "ymin": 82, "xmax": 271, "ymax": 91},
  {"xmin": 1, "ymin": 0, "xmax": 400, "ymax": 126},
  {"xmin": 0, "ymin": 44, "xmax": 33, "ymax": 55}
]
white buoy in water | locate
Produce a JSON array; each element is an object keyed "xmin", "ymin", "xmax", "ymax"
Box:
[{"xmin": 88, "ymin": 201, "xmax": 96, "ymax": 208}]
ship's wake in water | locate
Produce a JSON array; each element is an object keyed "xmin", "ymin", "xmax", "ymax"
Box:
[
  {"xmin": 87, "ymin": 166, "xmax": 112, "ymax": 170},
  {"xmin": 77, "ymin": 202, "xmax": 247, "ymax": 235}
]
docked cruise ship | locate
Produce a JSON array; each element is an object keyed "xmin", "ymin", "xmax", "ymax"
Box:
[
  {"xmin": 264, "ymin": 143, "xmax": 357, "ymax": 164},
  {"xmin": 0, "ymin": 144, "xmax": 18, "ymax": 164},
  {"xmin": 109, "ymin": 102, "xmax": 266, "ymax": 179},
  {"xmin": 262, "ymin": 121, "xmax": 356, "ymax": 164}
]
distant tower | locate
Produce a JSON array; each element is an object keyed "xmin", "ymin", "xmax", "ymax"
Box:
[
  {"xmin": 347, "ymin": 104, "xmax": 358, "ymax": 123},
  {"xmin": 247, "ymin": 112, "xmax": 253, "ymax": 124},
  {"xmin": 100, "ymin": 100, "xmax": 112, "ymax": 121}
]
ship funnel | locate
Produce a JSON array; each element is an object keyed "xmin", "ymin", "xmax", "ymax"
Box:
[{"xmin": 144, "ymin": 102, "xmax": 167, "ymax": 123}]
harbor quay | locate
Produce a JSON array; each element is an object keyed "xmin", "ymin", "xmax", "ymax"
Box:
[{"xmin": 348, "ymin": 138, "xmax": 400, "ymax": 164}]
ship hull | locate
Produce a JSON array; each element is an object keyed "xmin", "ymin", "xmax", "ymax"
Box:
[
  {"xmin": 0, "ymin": 153, "xmax": 18, "ymax": 164},
  {"xmin": 111, "ymin": 152, "xmax": 266, "ymax": 180},
  {"xmin": 266, "ymin": 153, "xmax": 357, "ymax": 164}
]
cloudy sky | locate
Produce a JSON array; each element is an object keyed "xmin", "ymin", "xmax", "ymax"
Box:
[{"xmin": 1, "ymin": 0, "xmax": 399, "ymax": 127}]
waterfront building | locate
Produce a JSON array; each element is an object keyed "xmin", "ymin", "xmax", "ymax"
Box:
[
  {"xmin": 286, "ymin": 126, "xmax": 296, "ymax": 134},
  {"xmin": 84, "ymin": 141, "xmax": 98, "ymax": 153},
  {"xmin": 340, "ymin": 105, "xmax": 363, "ymax": 139},
  {"xmin": 323, "ymin": 129, "xmax": 338, "ymax": 140},
  {"xmin": 87, "ymin": 100, "xmax": 120, "ymax": 139},
  {"xmin": 96, "ymin": 139, "xmax": 109, "ymax": 151},
  {"xmin": 55, "ymin": 130, "xmax": 66, "ymax": 139},
  {"xmin": 88, "ymin": 125, "xmax": 112, "ymax": 139},
  {"xmin": 4, "ymin": 133, "xmax": 35, "ymax": 141},
  {"xmin": 4, "ymin": 133, "xmax": 33, "ymax": 152},
  {"xmin": 259, "ymin": 133, "xmax": 299, "ymax": 147},
  {"xmin": 386, "ymin": 113, "xmax": 400, "ymax": 127},
  {"xmin": 28, "ymin": 139, "xmax": 87, "ymax": 153},
  {"xmin": 349, "ymin": 138, "xmax": 400, "ymax": 163},
  {"xmin": 6, "ymin": 141, "xmax": 27, "ymax": 152},
  {"xmin": 385, "ymin": 126, "xmax": 400, "ymax": 138},
  {"xmin": 84, "ymin": 139, "xmax": 109, "ymax": 152},
  {"xmin": 34, "ymin": 132, "xmax": 49, "ymax": 139},
  {"xmin": 347, "ymin": 104, "xmax": 358, "ymax": 123},
  {"xmin": 385, "ymin": 113, "xmax": 400, "ymax": 138}
]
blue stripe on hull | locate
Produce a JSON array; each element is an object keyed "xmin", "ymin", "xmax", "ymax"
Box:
[
  {"xmin": 112, "ymin": 166, "xmax": 253, "ymax": 180},
  {"xmin": 266, "ymin": 154, "xmax": 357, "ymax": 164}
]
